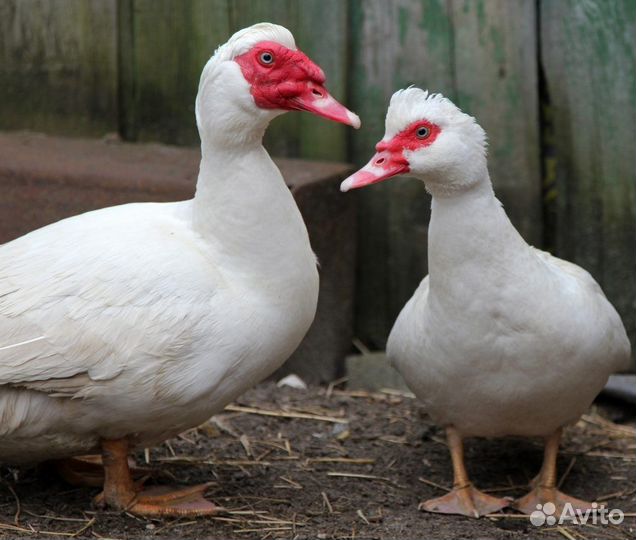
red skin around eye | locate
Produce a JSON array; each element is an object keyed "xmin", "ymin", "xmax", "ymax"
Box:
[
  {"xmin": 234, "ymin": 41, "xmax": 326, "ymax": 110},
  {"xmin": 377, "ymin": 119, "xmax": 441, "ymax": 156},
  {"xmin": 362, "ymin": 120, "xmax": 441, "ymax": 176},
  {"xmin": 340, "ymin": 119, "xmax": 442, "ymax": 191}
]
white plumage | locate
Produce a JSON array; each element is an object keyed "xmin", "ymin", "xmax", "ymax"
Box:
[
  {"xmin": 383, "ymin": 89, "xmax": 631, "ymax": 437},
  {"xmin": 342, "ymin": 87, "xmax": 631, "ymax": 517},
  {"xmin": 0, "ymin": 23, "xmax": 319, "ymax": 464},
  {"xmin": 389, "ymin": 216, "xmax": 630, "ymax": 438}
]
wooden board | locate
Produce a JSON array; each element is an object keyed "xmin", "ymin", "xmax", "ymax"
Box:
[
  {"xmin": 386, "ymin": 0, "xmax": 456, "ymax": 327},
  {"xmin": 121, "ymin": 0, "xmax": 349, "ymax": 156},
  {"xmin": 229, "ymin": 0, "xmax": 348, "ymax": 160},
  {"xmin": 349, "ymin": 0, "xmax": 540, "ymax": 348},
  {"xmin": 349, "ymin": 0, "xmax": 455, "ymax": 348},
  {"xmin": 0, "ymin": 0, "xmax": 633, "ymax": 361},
  {"xmin": 296, "ymin": 0, "xmax": 349, "ymax": 162},
  {"xmin": 119, "ymin": 0, "xmax": 229, "ymax": 145},
  {"xmin": 229, "ymin": 0, "xmax": 300, "ymax": 157},
  {"xmin": 0, "ymin": 0, "xmax": 118, "ymax": 136},
  {"xmin": 541, "ymin": 0, "xmax": 636, "ymax": 363},
  {"xmin": 451, "ymin": 0, "xmax": 541, "ymax": 245}
]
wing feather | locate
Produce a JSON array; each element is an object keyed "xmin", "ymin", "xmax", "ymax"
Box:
[{"xmin": 0, "ymin": 202, "xmax": 220, "ymax": 397}]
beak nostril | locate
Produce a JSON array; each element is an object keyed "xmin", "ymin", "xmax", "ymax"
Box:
[
  {"xmin": 312, "ymin": 89, "xmax": 323, "ymax": 97},
  {"xmin": 376, "ymin": 157, "xmax": 385, "ymax": 165}
]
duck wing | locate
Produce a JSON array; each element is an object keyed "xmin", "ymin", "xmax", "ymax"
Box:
[{"xmin": 0, "ymin": 202, "xmax": 222, "ymax": 400}]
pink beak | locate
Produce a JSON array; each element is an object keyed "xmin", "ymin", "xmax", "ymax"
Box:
[
  {"xmin": 291, "ymin": 82, "xmax": 361, "ymax": 129},
  {"xmin": 340, "ymin": 150, "xmax": 409, "ymax": 192}
]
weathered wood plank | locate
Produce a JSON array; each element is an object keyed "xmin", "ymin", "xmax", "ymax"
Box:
[
  {"xmin": 2, "ymin": 0, "xmax": 631, "ymax": 365},
  {"xmin": 230, "ymin": 0, "xmax": 350, "ymax": 161},
  {"xmin": 229, "ymin": 0, "xmax": 300, "ymax": 157},
  {"xmin": 541, "ymin": 0, "xmax": 636, "ymax": 364},
  {"xmin": 451, "ymin": 0, "xmax": 541, "ymax": 246},
  {"xmin": 120, "ymin": 0, "xmax": 230, "ymax": 145},
  {"xmin": 349, "ymin": 0, "xmax": 455, "ymax": 348},
  {"xmin": 296, "ymin": 0, "xmax": 349, "ymax": 162},
  {"xmin": 0, "ymin": 0, "xmax": 118, "ymax": 136},
  {"xmin": 351, "ymin": 0, "xmax": 541, "ymax": 349},
  {"xmin": 387, "ymin": 1, "xmax": 456, "ymax": 326}
]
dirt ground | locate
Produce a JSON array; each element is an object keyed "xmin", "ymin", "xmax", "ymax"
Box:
[{"xmin": 0, "ymin": 382, "xmax": 634, "ymax": 540}]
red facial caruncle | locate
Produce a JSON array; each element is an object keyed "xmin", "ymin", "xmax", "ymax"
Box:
[
  {"xmin": 234, "ymin": 41, "xmax": 360, "ymax": 128},
  {"xmin": 340, "ymin": 119, "xmax": 441, "ymax": 192}
]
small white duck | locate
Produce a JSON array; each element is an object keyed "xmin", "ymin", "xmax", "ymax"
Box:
[
  {"xmin": 0, "ymin": 23, "xmax": 360, "ymax": 517},
  {"xmin": 341, "ymin": 88, "xmax": 630, "ymax": 518}
]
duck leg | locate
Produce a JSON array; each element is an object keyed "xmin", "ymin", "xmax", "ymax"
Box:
[
  {"xmin": 97, "ymin": 438, "xmax": 224, "ymax": 517},
  {"xmin": 54, "ymin": 455, "xmax": 110, "ymax": 487},
  {"xmin": 514, "ymin": 428, "xmax": 592, "ymax": 515},
  {"xmin": 53, "ymin": 454, "xmax": 148, "ymax": 487},
  {"xmin": 419, "ymin": 427, "xmax": 510, "ymax": 518}
]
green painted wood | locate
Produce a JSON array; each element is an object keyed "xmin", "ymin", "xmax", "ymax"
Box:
[
  {"xmin": 351, "ymin": 0, "xmax": 541, "ymax": 349},
  {"xmin": 120, "ymin": 0, "xmax": 229, "ymax": 146},
  {"xmin": 0, "ymin": 0, "xmax": 347, "ymax": 156},
  {"xmin": 296, "ymin": 0, "xmax": 348, "ymax": 162},
  {"xmin": 541, "ymin": 0, "xmax": 636, "ymax": 363},
  {"xmin": 229, "ymin": 0, "xmax": 300, "ymax": 157},
  {"xmin": 349, "ymin": 0, "xmax": 455, "ymax": 348},
  {"xmin": 1, "ymin": 0, "xmax": 633, "ymax": 361},
  {"xmin": 229, "ymin": 0, "xmax": 348, "ymax": 160},
  {"xmin": 451, "ymin": 0, "xmax": 541, "ymax": 246},
  {"xmin": 0, "ymin": 0, "xmax": 118, "ymax": 136},
  {"xmin": 117, "ymin": 0, "xmax": 135, "ymax": 141}
]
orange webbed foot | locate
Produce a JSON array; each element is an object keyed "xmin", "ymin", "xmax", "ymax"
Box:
[
  {"xmin": 420, "ymin": 484, "xmax": 510, "ymax": 518},
  {"xmin": 97, "ymin": 482, "xmax": 225, "ymax": 517},
  {"xmin": 514, "ymin": 485, "xmax": 593, "ymax": 516}
]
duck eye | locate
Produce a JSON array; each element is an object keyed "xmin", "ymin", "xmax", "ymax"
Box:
[
  {"xmin": 259, "ymin": 52, "xmax": 274, "ymax": 65},
  {"xmin": 416, "ymin": 126, "xmax": 430, "ymax": 139}
]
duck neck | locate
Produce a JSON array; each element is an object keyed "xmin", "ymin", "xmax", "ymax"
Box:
[
  {"xmin": 427, "ymin": 170, "xmax": 528, "ymax": 296},
  {"xmin": 191, "ymin": 130, "xmax": 313, "ymax": 289}
]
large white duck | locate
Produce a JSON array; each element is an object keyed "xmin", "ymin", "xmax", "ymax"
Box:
[
  {"xmin": 0, "ymin": 23, "xmax": 359, "ymax": 517},
  {"xmin": 341, "ymin": 88, "xmax": 630, "ymax": 518}
]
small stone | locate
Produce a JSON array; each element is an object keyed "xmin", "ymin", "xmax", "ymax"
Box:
[{"xmin": 276, "ymin": 373, "xmax": 308, "ymax": 390}]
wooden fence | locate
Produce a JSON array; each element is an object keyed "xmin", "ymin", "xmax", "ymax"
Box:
[{"xmin": 1, "ymin": 0, "xmax": 634, "ymax": 359}]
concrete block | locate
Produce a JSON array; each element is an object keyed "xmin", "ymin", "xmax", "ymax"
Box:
[
  {"xmin": 345, "ymin": 352, "xmax": 410, "ymax": 392},
  {"xmin": 602, "ymin": 374, "xmax": 636, "ymax": 405},
  {"xmin": 0, "ymin": 131, "xmax": 356, "ymax": 383}
]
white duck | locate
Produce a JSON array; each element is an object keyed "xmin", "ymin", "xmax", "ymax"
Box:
[
  {"xmin": 0, "ymin": 23, "xmax": 360, "ymax": 517},
  {"xmin": 341, "ymin": 88, "xmax": 630, "ymax": 518}
]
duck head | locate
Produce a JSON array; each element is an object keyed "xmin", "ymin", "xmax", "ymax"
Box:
[
  {"xmin": 196, "ymin": 23, "xmax": 360, "ymax": 146},
  {"xmin": 341, "ymin": 88, "xmax": 487, "ymax": 196}
]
